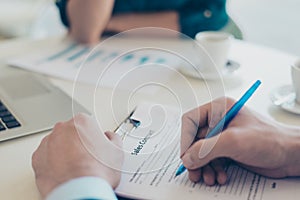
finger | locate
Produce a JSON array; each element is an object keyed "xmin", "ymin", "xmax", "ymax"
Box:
[
  {"xmin": 182, "ymin": 132, "xmax": 233, "ymax": 170},
  {"xmin": 52, "ymin": 122, "xmax": 65, "ymax": 134},
  {"xmin": 105, "ymin": 131, "xmax": 114, "ymax": 140},
  {"xmin": 188, "ymin": 168, "xmax": 202, "ymax": 183},
  {"xmin": 206, "ymin": 97, "xmax": 237, "ymax": 131},
  {"xmin": 197, "ymin": 126, "xmax": 209, "ymax": 139},
  {"xmin": 32, "ymin": 135, "xmax": 49, "ymax": 171},
  {"xmin": 202, "ymin": 165, "xmax": 216, "ymax": 186},
  {"xmin": 180, "ymin": 103, "xmax": 211, "ymax": 156},
  {"xmin": 210, "ymin": 159, "xmax": 227, "ymax": 185},
  {"xmin": 180, "ymin": 97, "xmax": 235, "ymax": 156},
  {"xmin": 207, "ymin": 101, "xmax": 226, "ymax": 129},
  {"xmin": 34, "ymin": 134, "xmax": 49, "ymax": 154},
  {"xmin": 72, "ymin": 113, "xmax": 94, "ymax": 131},
  {"xmin": 105, "ymin": 131, "xmax": 123, "ymax": 148}
]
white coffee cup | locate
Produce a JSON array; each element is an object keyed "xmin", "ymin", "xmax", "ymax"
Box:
[
  {"xmin": 291, "ymin": 59, "xmax": 300, "ymax": 104},
  {"xmin": 195, "ymin": 31, "xmax": 232, "ymax": 75}
]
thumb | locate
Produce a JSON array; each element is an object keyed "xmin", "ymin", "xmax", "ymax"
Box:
[{"xmin": 181, "ymin": 131, "xmax": 232, "ymax": 170}]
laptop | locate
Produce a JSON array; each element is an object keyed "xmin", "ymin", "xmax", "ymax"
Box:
[{"xmin": 0, "ymin": 66, "xmax": 88, "ymax": 142}]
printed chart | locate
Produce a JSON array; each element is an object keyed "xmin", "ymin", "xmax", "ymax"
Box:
[{"xmin": 9, "ymin": 41, "xmax": 182, "ymax": 93}]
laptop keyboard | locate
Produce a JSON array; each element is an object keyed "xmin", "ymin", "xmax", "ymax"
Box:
[{"xmin": 0, "ymin": 100, "xmax": 21, "ymax": 131}]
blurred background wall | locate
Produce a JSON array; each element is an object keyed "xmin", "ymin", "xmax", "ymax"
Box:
[
  {"xmin": 228, "ymin": 0, "xmax": 300, "ymax": 55},
  {"xmin": 0, "ymin": 0, "xmax": 66, "ymax": 39},
  {"xmin": 0, "ymin": 0, "xmax": 299, "ymax": 55}
]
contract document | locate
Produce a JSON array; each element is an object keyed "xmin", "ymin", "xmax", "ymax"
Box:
[{"xmin": 115, "ymin": 103, "xmax": 300, "ymax": 200}]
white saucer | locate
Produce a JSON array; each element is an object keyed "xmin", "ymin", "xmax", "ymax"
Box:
[
  {"xmin": 179, "ymin": 60, "xmax": 240, "ymax": 80},
  {"xmin": 270, "ymin": 85, "xmax": 300, "ymax": 115}
]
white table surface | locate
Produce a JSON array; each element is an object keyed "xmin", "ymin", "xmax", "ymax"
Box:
[{"xmin": 0, "ymin": 37, "xmax": 299, "ymax": 200}]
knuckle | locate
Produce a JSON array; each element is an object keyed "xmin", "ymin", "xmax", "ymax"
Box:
[
  {"xmin": 53, "ymin": 122, "xmax": 63, "ymax": 131},
  {"xmin": 75, "ymin": 112, "xmax": 89, "ymax": 119},
  {"xmin": 74, "ymin": 113, "xmax": 91, "ymax": 124},
  {"xmin": 31, "ymin": 151, "xmax": 38, "ymax": 168},
  {"xmin": 226, "ymin": 128, "xmax": 239, "ymax": 139},
  {"xmin": 182, "ymin": 153, "xmax": 197, "ymax": 169},
  {"xmin": 189, "ymin": 156, "xmax": 197, "ymax": 168},
  {"xmin": 224, "ymin": 128, "xmax": 241, "ymax": 149},
  {"xmin": 181, "ymin": 113, "xmax": 187, "ymax": 122},
  {"xmin": 224, "ymin": 129, "xmax": 236, "ymax": 142},
  {"xmin": 40, "ymin": 137, "xmax": 49, "ymax": 148},
  {"xmin": 226, "ymin": 97, "xmax": 236, "ymax": 104},
  {"xmin": 181, "ymin": 112, "xmax": 191, "ymax": 123}
]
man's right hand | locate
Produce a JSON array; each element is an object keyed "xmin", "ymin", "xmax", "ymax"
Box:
[{"xmin": 180, "ymin": 97, "xmax": 300, "ymax": 186}]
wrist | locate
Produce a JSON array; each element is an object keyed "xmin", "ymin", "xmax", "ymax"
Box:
[{"xmin": 282, "ymin": 127, "xmax": 300, "ymax": 177}]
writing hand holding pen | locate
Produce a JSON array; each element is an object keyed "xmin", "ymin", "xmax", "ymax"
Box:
[
  {"xmin": 176, "ymin": 80, "xmax": 261, "ymax": 178},
  {"xmin": 179, "ymin": 96, "xmax": 300, "ymax": 186}
]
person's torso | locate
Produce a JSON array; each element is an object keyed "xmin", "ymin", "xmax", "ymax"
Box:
[{"xmin": 112, "ymin": 0, "xmax": 227, "ymax": 14}]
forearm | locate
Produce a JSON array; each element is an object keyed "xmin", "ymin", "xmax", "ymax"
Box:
[
  {"xmin": 67, "ymin": 0, "xmax": 114, "ymax": 44},
  {"xmin": 283, "ymin": 126, "xmax": 300, "ymax": 176},
  {"xmin": 106, "ymin": 11, "xmax": 179, "ymax": 33}
]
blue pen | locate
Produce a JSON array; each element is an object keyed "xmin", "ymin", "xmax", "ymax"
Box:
[{"xmin": 175, "ymin": 80, "xmax": 262, "ymax": 177}]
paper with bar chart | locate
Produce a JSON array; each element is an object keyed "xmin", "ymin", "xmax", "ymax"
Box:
[{"xmin": 8, "ymin": 40, "xmax": 181, "ymax": 93}]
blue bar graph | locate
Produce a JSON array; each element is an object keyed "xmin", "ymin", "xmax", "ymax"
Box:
[
  {"xmin": 102, "ymin": 52, "xmax": 119, "ymax": 62},
  {"xmin": 139, "ymin": 56, "xmax": 149, "ymax": 65},
  {"xmin": 47, "ymin": 44, "xmax": 77, "ymax": 61},
  {"xmin": 155, "ymin": 58, "xmax": 166, "ymax": 64},
  {"xmin": 121, "ymin": 54, "xmax": 134, "ymax": 62},
  {"xmin": 86, "ymin": 50, "xmax": 103, "ymax": 62},
  {"xmin": 67, "ymin": 47, "xmax": 90, "ymax": 62}
]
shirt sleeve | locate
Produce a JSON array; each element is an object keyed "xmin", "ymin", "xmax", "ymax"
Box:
[{"xmin": 46, "ymin": 177, "xmax": 117, "ymax": 200}]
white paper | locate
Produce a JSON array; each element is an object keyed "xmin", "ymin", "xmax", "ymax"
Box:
[
  {"xmin": 8, "ymin": 41, "xmax": 181, "ymax": 94},
  {"xmin": 115, "ymin": 103, "xmax": 300, "ymax": 200}
]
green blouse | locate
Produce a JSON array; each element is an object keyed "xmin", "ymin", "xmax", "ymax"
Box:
[{"xmin": 56, "ymin": 0, "xmax": 228, "ymax": 38}]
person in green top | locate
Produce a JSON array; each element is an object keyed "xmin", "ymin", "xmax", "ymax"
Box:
[{"xmin": 56, "ymin": 0, "xmax": 241, "ymax": 44}]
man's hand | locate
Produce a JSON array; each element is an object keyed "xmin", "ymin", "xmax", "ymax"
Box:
[
  {"xmin": 32, "ymin": 113, "xmax": 124, "ymax": 198},
  {"xmin": 180, "ymin": 97, "xmax": 297, "ymax": 186}
]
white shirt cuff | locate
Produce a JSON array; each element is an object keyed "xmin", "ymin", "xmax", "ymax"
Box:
[{"xmin": 46, "ymin": 176, "xmax": 117, "ymax": 200}]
